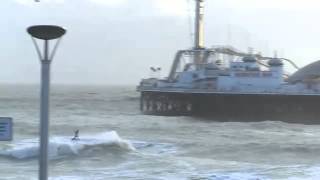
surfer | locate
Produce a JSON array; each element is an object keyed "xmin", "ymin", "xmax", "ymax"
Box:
[{"xmin": 71, "ymin": 129, "xmax": 80, "ymax": 141}]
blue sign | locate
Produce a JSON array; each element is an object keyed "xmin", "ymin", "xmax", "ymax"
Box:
[{"xmin": 0, "ymin": 117, "xmax": 12, "ymax": 141}]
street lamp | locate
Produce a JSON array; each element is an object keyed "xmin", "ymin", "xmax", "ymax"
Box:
[{"xmin": 27, "ymin": 25, "xmax": 66, "ymax": 180}]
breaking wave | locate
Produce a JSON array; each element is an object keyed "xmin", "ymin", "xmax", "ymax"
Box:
[{"xmin": 0, "ymin": 131, "xmax": 135, "ymax": 159}]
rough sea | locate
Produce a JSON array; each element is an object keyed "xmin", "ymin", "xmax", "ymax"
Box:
[{"xmin": 1, "ymin": 84, "xmax": 320, "ymax": 180}]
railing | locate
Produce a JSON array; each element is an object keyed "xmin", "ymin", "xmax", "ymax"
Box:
[{"xmin": 138, "ymin": 85, "xmax": 320, "ymax": 96}]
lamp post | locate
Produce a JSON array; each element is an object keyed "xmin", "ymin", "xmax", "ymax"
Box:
[{"xmin": 27, "ymin": 25, "xmax": 66, "ymax": 180}]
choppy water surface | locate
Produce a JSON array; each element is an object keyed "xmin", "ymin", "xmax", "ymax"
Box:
[{"xmin": 1, "ymin": 85, "xmax": 320, "ymax": 179}]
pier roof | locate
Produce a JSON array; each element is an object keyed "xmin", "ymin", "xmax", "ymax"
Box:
[{"xmin": 287, "ymin": 60, "xmax": 320, "ymax": 83}]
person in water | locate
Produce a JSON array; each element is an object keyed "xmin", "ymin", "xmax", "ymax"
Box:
[{"xmin": 72, "ymin": 129, "xmax": 80, "ymax": 141}]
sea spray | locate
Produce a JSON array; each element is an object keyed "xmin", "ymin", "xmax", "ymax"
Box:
[{"xmin": 0, "ymin": 131, "xmax": 134, "ymax": 159}]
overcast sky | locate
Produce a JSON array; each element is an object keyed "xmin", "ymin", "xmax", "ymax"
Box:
[{"xmin": 2, "ymin": 0, "xmax": 320, "ymax": 85}]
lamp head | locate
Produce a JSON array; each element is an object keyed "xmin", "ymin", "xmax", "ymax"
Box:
[{"xmin": 27, "ymin": 25, "xmax": 66, "ymax": 40}]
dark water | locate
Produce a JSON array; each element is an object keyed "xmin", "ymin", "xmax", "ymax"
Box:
[{"xmin": 0, "ymin": 84, "xmax": 320, "ymax": 180}]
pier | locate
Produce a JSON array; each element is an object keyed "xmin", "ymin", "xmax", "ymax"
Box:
[{"xmin": 140, "ymin": 90, "xmax": 320, "ymax": 123}]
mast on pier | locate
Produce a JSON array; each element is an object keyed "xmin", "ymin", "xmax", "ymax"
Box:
[{"xmin": 194, "ymin": 0, "xmax": 205, "ymax": 49}]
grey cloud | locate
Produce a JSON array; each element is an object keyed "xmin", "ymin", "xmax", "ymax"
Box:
[{"xmin": 1, "ymin": 0, "xmax": 320, "ymax": 84}]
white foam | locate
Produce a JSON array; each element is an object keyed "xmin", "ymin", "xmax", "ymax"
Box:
[
  {"xmin": 190, "ymin": 171, "xmax": 265, "ymax": 180},
  {"xmin": 285, "ymin": 166, "xmax": 320, "ymax": 180},
  {"xmin": 49, "ymin": 176, "xmax": 89, "ymax": 180},
  {"xmin": 0, "ymin": 131, "xmax": 135, "ymax": 159}
]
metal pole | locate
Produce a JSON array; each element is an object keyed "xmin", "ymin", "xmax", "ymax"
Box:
[
  {"xmin": 194, "ymin": 0, "xmax": 205, "ymax": 49},
  {"xmin": 39, "ymin": 40, "xmax": 50, "ymax": 180},
  {"xmin": 194, "ymin": 0, "xmax": 205, "ymax": 69}
]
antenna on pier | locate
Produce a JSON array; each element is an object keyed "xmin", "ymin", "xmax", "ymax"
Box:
[{"xmin": 194, "ymin": 0, "xmax": 205, "ymax": 49}]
